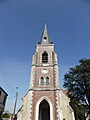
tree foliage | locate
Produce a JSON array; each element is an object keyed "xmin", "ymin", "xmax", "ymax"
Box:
[
  {"xmin": 63, "ymin": 58, "xmax": 90, "ymax": 119},
  {"xmin": 1, "ymin": 113, "xmax": 10, "ymax": 118}
]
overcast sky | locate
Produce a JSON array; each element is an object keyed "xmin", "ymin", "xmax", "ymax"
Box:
[{"xmin": 0, "ymin": 0, "xmax": 90, "ymax": 113}]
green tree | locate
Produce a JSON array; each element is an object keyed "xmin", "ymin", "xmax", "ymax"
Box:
[
  {"xmin": 63, "ymin": 59, "xmax": 90, "ymax": 120},
  {"xmin": 1, "ymin": 113, "xmax": 10, "ymax": 118}
]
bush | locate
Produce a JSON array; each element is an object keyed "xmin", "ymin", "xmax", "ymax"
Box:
[{"xmin": 1, "ymin": 113, "xmax": 10, "ymax": 118}]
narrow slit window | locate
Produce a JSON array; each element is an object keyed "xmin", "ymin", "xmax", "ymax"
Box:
[
  {"xmin": 41, "ymin": 77, "xmax": 44, "ymax": 85},
  {"xmin": 42, "ymin": 52, "xmax": 48, "ymax": 63},
  {"xmin": 46, "ymin": 77, "xmax": 49, "ymax": 85}
]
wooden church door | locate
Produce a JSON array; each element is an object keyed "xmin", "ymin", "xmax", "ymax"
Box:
[{"xmin": 39, "ymin": 100, "xmax": 50, "ymax": 120}]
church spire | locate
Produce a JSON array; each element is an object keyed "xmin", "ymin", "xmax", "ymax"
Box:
[{"xmin": 39, "ymin": 24, "xmax": 52, "ymax": 44}]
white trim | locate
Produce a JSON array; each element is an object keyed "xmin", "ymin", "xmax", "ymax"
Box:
[
  {"xmin": 35, "ymin": 96, "xmax": 53, "ymax": 120},
  {"xmin": 26, "ymin": 91, "xmax": 33, "ymax": 120}
]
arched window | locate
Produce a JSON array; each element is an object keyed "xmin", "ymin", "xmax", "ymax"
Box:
[
  {"xmin": 42, "ymin": 52, "xmax": 48, "ymax": 63},
  {"xmin": 41, "ymin": 77, "xmax": 44, "ymax": 85},
  {"xmin": 46, "ymin": 77, "xmax": 49, "ymax": 85}
]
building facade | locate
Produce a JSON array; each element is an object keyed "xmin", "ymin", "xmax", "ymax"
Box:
[
  {"xmin": 0, "ymin": 87, "xmax": 8, "ymax": 118},
  {"xmin": 17, "ymin": 25, "xmax": 75, "ymax": 120}
]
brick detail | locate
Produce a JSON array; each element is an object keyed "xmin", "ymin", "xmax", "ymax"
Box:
[
  {"xmin": 29, "ymin": 91, "xmax": 34, "ymax": 120},
  {"xmin": 55, "ymin": 91, "xmax": 59, "ymax": 120}
]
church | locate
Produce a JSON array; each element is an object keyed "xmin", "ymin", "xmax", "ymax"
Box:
[{"xmin": 17, "ymin": 25, "xmax": 75, "ymax": 120}]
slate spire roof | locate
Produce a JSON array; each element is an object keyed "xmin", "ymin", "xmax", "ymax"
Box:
[{"xmin": 39, "ymin": 24, "xmax": 52, "ymax": 44}]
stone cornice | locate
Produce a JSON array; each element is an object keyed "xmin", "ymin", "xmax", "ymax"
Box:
[
  {"xmin": 29, "ymin": 87, "xmax": 61, "ymax": 91},
  {"xmin": 32, "ymin": 63, "xmax": 58, "ymax": 67}
]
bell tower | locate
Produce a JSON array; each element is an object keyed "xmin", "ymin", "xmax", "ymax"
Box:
[
  {"xmin": 30, "ymin": 24, "xmax": 59, "ymax": 89},
  {"xmin": 17, "ymin": 25, "xmax": 75, "ymax": 120},
  {"xmin": 29, "ymin": 24, "xmax": 60, "ymax": 120}
]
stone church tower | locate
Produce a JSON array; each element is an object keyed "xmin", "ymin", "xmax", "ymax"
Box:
[{"xmin": 17, "ymin": 25, "xmax": 75, "ymax": 120}]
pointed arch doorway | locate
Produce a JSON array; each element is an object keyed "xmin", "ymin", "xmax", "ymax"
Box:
[{"xmin": 39, "ymin": 100, "xmax": 50, "ymax": 120}]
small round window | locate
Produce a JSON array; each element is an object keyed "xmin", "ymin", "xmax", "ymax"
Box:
[{"xmin": 44, "ymin": 37, "xmax": 47, "ymax": 40}]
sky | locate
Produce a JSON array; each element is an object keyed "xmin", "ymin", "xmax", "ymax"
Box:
[{"xmin": 0, "ymin": 0, "xmax": 90, "ymax": 113}]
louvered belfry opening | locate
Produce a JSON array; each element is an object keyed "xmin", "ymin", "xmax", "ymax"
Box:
[{"xmin": 42, "ymin": 52, "xmax": 48, "ymax": 63}]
